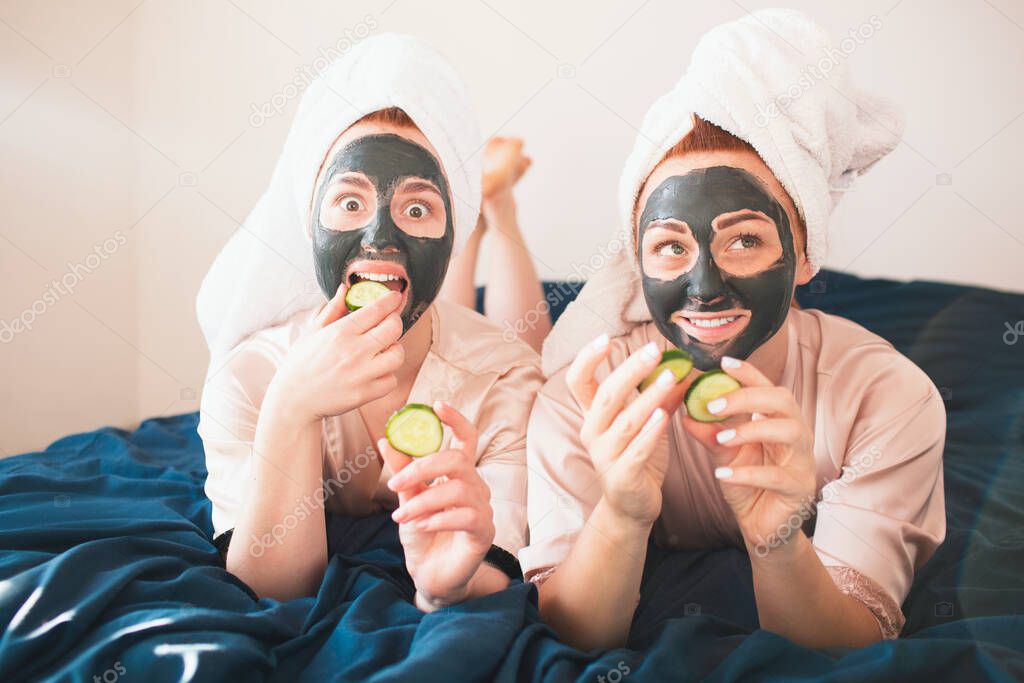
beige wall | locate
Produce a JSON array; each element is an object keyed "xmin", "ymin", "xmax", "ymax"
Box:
[{"xmin": 2, "ymin": 0, "xmax": 1022, "ymax": 455}]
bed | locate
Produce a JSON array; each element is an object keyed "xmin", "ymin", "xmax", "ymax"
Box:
[{"xmin": 1, "ymin": 269, "xmax": 1023, "ymax": 682}]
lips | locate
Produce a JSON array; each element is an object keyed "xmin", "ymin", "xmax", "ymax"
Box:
[
  {"xmin": 672, "ymin": 309, "xmax": 750, "ymax": 344},
  {"xmin": 346, "ymin": 260, "xmax": 409, "ymax": 293}
]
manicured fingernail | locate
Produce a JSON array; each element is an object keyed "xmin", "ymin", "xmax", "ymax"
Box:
[
  {"xmin": 716, "ymin": 428, "xmax": 736, "ymax": 444},
  {"xmin": 387, "ymin": 475, "xmax": 402, "ymax": 490},
  {"xmin": 751, "ymin": 412, "xmax": 764, "ymax": 422},
  {"xmin": 640, "ymin": 342, "xmax": 659, "ymax": 361},
  {"xmin": 715, "ymin": 466, "xmax": 733, "ymax": 479},
  {"xmin": 655, "ymin": 369, "xmax": 675, "ymax": 388},
  {"xmin": 644, "ymin": 408, "xmax": 665, "ymax": 431},
  {"xmin": 592, "ymin": 333, "xmax": 610, "ymax": 350},
  {"xmin": 722, "ymin": 356, "xmax": 741, "ymax": 369},
  {"xmin": 706, "ymin": 397, "xmax": 727, "ymax": 414},
  {"xmin": 392, "ymin": 508, "xmax": 406, "ymax": 522}
]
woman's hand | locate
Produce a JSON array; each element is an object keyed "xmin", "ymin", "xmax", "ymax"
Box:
[
  {"xmin": 266, "ymin": 285, "xmax": 405, "ymax": 426},
  {"xmin": 481, "ymin": 137, "xmax": 531, "ymax": 200},
  {"xmin": 566, "ymin": 337, "xmax": 688, "ymax": 526},
  {"xmin": 683, "ymin": 356, "xmax": 817, "ymax": 555},
  {"xmin": 380, "ymin": 401, "xmax": 496, "ymax": 609}
]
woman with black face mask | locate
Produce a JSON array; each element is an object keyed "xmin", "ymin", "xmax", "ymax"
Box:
[
  {"xmin": 519, "ymin": 10, "xmax": 945, "ymax": 650},
  {"xmin": 195, "ymin": 35, "xmax": 542, "ymax": 609}
]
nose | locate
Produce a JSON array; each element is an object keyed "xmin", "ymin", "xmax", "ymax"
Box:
[
  {"xmin": 688, "ymin": 255, "xmax": 727, "ymax": 304},
  {"xmin": 360, "ymin": 213, "xmax": 402, "ymax": 253}
]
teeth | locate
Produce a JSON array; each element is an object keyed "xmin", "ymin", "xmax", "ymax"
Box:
[
  {"xmin": 355, "ymin": 272, "xmax": 403, "ymax": 282},
  {"xmin": 688, "ymin": 316, "xmax": 738, "ymax": 329}
]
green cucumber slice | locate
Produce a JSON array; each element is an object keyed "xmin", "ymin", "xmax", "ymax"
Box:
[
  {"xmin": 345, "ymin": 280, "xmax": 391, "ymax": 311},
  {"xmin": 638, "ymin": 349, "xmax": 694, "ymax": 391},
  {"xmin": 684, "ymin": 370, "xmax": 742, "ymax": 422},
  {"xmin": 386, "ymin": 403, "xmax": 443, "ymax": 458}
]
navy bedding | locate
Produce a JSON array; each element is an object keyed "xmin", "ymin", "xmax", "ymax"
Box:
[{"xmin": 2, "ymin": 269, "xmax": 1023, "ymax": 682}]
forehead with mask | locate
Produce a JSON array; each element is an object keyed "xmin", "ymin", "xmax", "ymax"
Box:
[
  {"xmin": 309, "ymin": 108, "xmax": 454, "ymax": 334},
  {"xmin": 635, "ymin": 118, "xmax": 811, "ymax": 370}
]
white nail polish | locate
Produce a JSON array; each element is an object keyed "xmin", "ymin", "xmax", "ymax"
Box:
[
  {"xmin": 706, "ymin": 397, "xmax": 726, "ymax": 414},
  {"xmin": 751, "ymin": 412, "xmax": 764, "ymax": 422},
  {"xmin": 644, "ymin": 408, "xmax": 665, "ymax": 431},
  {"xmin": 640, "ymin": 342, "xmax": 659, "ymax": 361},
  {"xmin": 721, "ymin": 356, "xmax": 741, "ymax": 369},
  {"xmin": 715, "ymin": 466, "xmax": 733, "ymax": 479},
  {"xmin": 592, "ymin": 333, "xmax": 610, "ymax": 350},
  {"xmin": 655, "ymin": 369, "xmax": 675, "ymax": 388},
  {"xmin": 716, "ymin": 428, "xmax": 736, "ymax": 444}
]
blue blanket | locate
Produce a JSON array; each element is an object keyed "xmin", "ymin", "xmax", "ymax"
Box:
[{"xmin": 2, "ymin": 270, "xmax": 1023, "ymax": 681}]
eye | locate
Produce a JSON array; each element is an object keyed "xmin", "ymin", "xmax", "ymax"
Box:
[
  {"xmin": 403, "ymin": 201, "xmax": 430, "ymax": 219},
  {"xmin": 655, "ymin": 241, "xmax": 686, "ymax": 257},
  {"xmin": 727, "ymin": 233, "xmax": 762, "ymax": 251},
  {"xmin": 338, "ymin": 195, "xmax": 365, "ymax": 212}
]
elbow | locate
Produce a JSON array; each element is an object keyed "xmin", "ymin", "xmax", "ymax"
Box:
[{"xmin": 225, "ymin": 546, "xmax": 323, "ymax": 601}]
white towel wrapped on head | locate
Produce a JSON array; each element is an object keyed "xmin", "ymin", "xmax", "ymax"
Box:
[
  {"xmin": 542, "ymin": 8, "xmax": 903, "ymax": 377},
  {"xmin": 196, "ymin": 33, "xmax": 482, "ymax": 364}
]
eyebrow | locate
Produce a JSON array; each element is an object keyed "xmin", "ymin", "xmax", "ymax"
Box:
[
  {"xmin": 646, "ymin": 218, "xmax": 691, "ymax": 234},
  {"xmin": 396, "ymin": 178, "xmax": 443, "ymax": 197},
  {"xmin": 328, "ymin": 173, "xmax": 374, "ymax": 192},
  {"xmin": 713, "ymin": 210, "xmax": 775, "ymax": 231}
]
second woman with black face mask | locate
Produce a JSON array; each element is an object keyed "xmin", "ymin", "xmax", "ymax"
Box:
[{"xmin": 519, "ymin": 10, "xmax": 946, "ymax": 651}]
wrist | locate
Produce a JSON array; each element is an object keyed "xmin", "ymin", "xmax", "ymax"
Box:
[
  {"xmin": 596, "ymin": 496, "xmax": 655, "ymax": 540},
  {"xmin": 264, "ymin": 377, "xmax": 318, "ymax": 430},
  {"xmin": 746, "ymin": 527, "xmax": 810, "ymax": 565},
  {"xmin": 481, "ymin": 190, "xmax": 517, "ymax": 222}
]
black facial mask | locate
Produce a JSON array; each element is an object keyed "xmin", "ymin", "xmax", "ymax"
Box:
[
  {"xmin": 637, "ymin": 166, "xmax": 796, "ymax": 370},
  {"xmin": 311, "ymin": 134, "xmax": 453, "ymax": 333}
]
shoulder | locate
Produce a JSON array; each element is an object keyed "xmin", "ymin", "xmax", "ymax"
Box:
[
  {"xmin": 432, "ymin": 300, "xmax": 541, "ymax": 378},
  {"xmin": 794, "ymin": 308, "xmax": 945, "ymax": 445}
]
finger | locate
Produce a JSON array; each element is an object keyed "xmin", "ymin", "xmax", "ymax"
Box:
[
  {"xmin": 565, "ymin": 333, "xmax": 612, "ymax": 411},
  {"xmin": 367, "ymin": 341, "xmax": 405, "ymax": 376},
  {"xmin": 377, "ymin": 438, "xmax": 419, "ymax": 505},
  {"xmin": 588, "ymin": 342, "xmax": 662, "ymax": 435},
  {"xmin": 332, "ymin": 289, "xmax": 403, "ymax": 335},
  {"xmin": 713, "ymin": 418, "xmax": 803, "ymax": 449},
  {"xmin": 392, "ymin": 479, "xmax": 479, "ymax": 523},
  {"xmin": 433, "ymin": 401, "xmax": 477, "ymax": 457},
  {"xmin": 604, "ymin": 367, "xmax": 686, "ymax": 455},
  {"xmin": 704, "ymin": 386, "xmax": 800, "ymax": 420},
  {"xmin": 617, "ymin": 407, "xmax": 669, "ymax": 475},
  {"xmin": 363, "ymin": 375, "xmax": 399, "ymax": 402},
  {"xmin": 714, "ymin": 464, "xmax": 795, "ymax": 494},
  {"xmin": 358, "ymin": 310, "xmax": 404, "ymax": 352},
  {"xmin": 313, "ymin": 281, "xmax": 348, "ymax": 328},
  {"xmin": 682, "ymin": 414, "xmax": 734, "ymax": 454},
  {"xmin": 387, "ymin": 449, "xmax": 467, "ymax": 492},
  {"xmin": 720, "ymin": 356, "xmax": 773, "ymax": 388},
  {"xmin": 414, "ymin": 507, "xmax": 492, "ymax": 537}
]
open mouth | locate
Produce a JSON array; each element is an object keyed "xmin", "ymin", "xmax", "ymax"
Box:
[
  {"xmin": 672, "ymin": 310, "xmax": 750, "ymax": 344},
  {"xmin": 345, "ymin": 260, "xmax": 409, "ymax": 294}
]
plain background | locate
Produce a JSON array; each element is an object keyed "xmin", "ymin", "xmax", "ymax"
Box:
[{"xmin": 2, "ymin": 0, "xmax": 1022, "ymax": 455}]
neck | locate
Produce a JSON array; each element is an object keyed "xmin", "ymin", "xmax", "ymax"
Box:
[
  {"xmin": 397, "ymin": 304, "xmax": 433, "ymax": 385},
  {"xmin": 745, "ymin": 310, "xmax": 791, "ymax": 386}
]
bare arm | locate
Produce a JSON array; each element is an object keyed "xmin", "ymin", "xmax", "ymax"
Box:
[
  {"xmin": 536, "ymin": 498, "xmax": 651, "ymax": 649},
  {"xmin": 226, "ymin": 396, "xmax": 327, "ymax": 600},
  {"xmin": 747, "ymin": 532, "xmax": 881, "ymax": 647}
]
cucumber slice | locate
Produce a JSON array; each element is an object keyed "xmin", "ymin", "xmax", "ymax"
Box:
[
  {"xmin": 684, "ymin": 370, "xmax": 742, "ymax": 422},
  {"xmin": 386, "ymin": 403, "xmax": 443, "ymax": 458},
  {"xmin": 345, "ymin": 280, "xmax": 391, "ymax": 311},
  {"xmin": 638, "ymin": 349, "xmax": 694, "ymax": 391}
]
